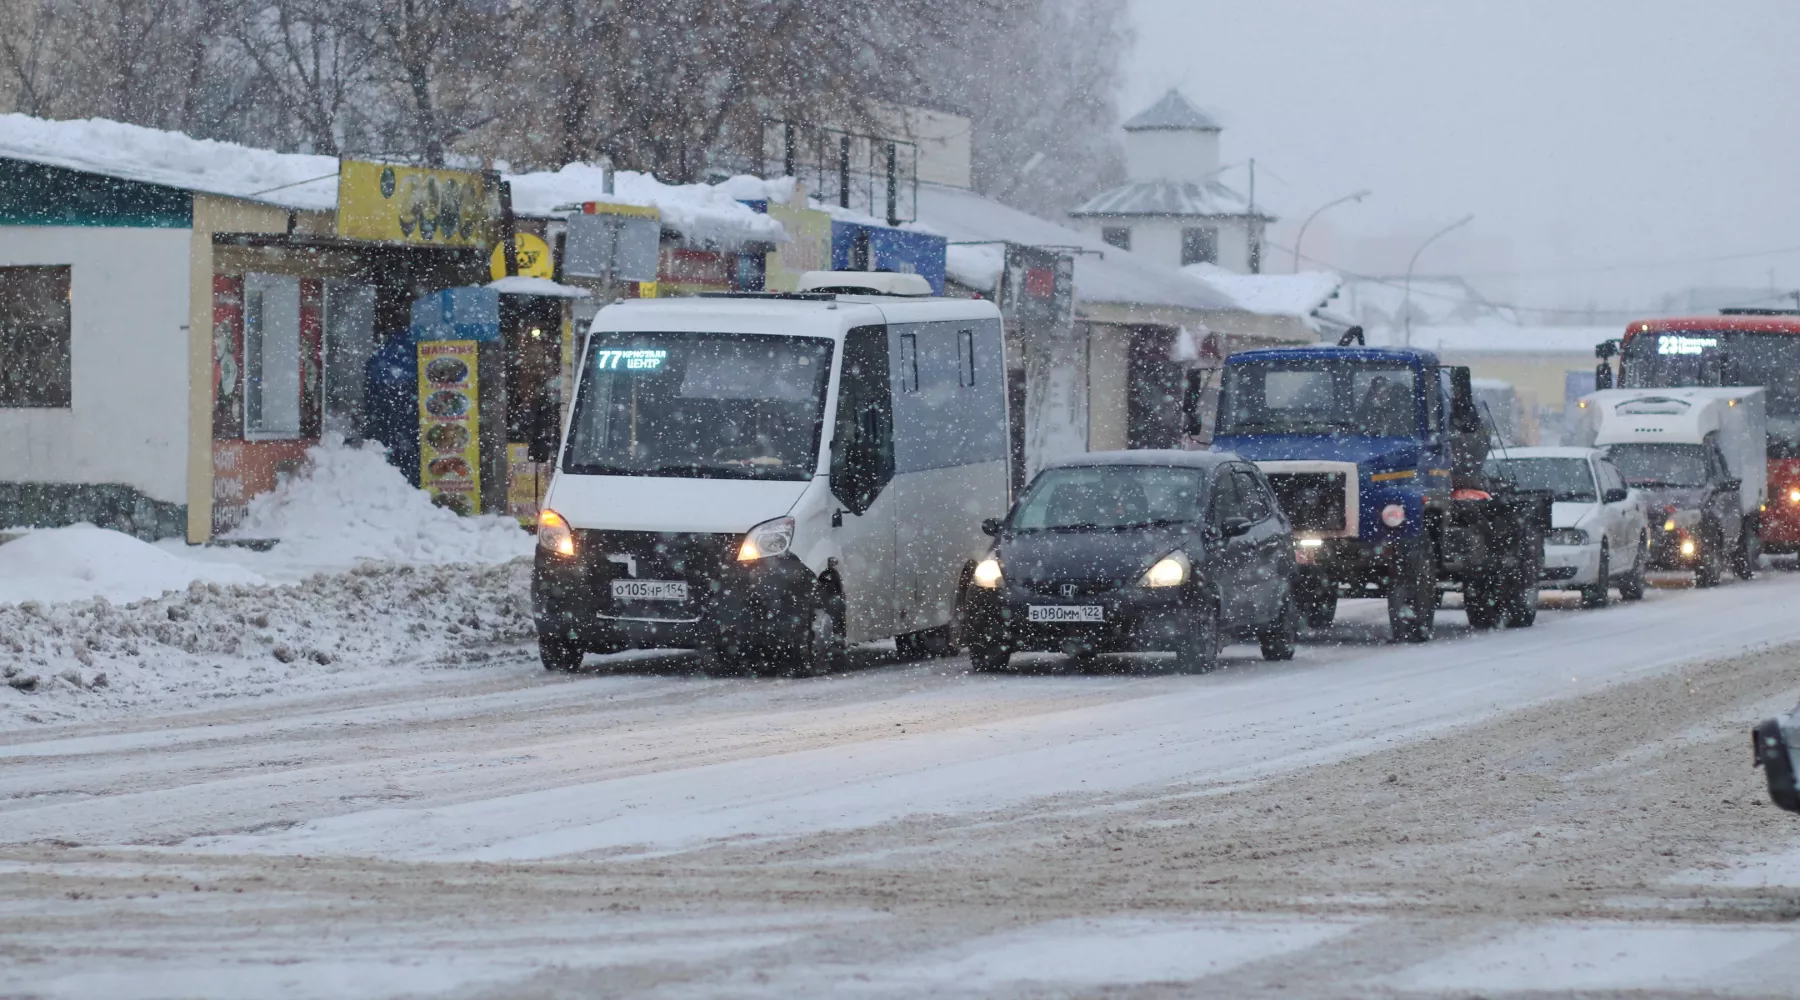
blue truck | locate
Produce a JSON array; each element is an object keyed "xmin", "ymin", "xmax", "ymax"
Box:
[{"xmin": 1200, "ymin": 335, "xmax": 1551, "ymax": 641}]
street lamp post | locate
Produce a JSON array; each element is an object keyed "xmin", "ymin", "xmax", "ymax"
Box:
[
  {"xmin": 1292, "ymin": 189, "xmax": 1371, "ymax": 273},
  {"xmin": 1402, "ymin": 214, "xmax": 1475, "ymax": 347}
]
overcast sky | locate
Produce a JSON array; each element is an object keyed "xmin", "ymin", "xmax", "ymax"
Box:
[{"xmin": 1125, "ymin": 0, "xmax": 1800, "ymax": 320}]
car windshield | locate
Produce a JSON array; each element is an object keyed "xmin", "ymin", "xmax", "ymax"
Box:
[
  {"xmin": 1218, "ymin": 360, "xmax": 1420, "ymax": 437},
  {"xmin": 1484, "ymin": 457, "xmax": 1597, "ymax": 502},
  {"xmin": 1011, "ymin": 465, "xmax": 1207, "ymax": 532},
  {"xmin": 563, "ymin": 331, "xmax": 833, "ymax": 481},
  {"xmin": 1603, "ymin": 443, "xmax": 1709, "ymax": 488}
]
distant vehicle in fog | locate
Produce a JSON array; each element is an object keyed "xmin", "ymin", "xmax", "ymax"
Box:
[
  {"xmin": 958, "ymin": 450, "xmax": 1297, "ymax": 674},
  {"xmin": 1484, "ymin": 446, "xmax": 1648, "ymax": 607},
  {"xmin": 533, "ymin": 273, "xmax": 1009, "ymax": 676}
]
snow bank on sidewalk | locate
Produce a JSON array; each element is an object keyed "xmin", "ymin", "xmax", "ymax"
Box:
[
  {"xmin": 224, "ymin": 436, "xmax": 534, "ymax": 570},
  {"xmin": 0, "ymin": 525, "xmax": 262, "ymax": 607},
  {"xmin": 0, "ymin": 561, "xmax": 533, "ymax": 730}
]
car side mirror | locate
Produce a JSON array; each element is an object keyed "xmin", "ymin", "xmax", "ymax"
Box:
[
  {"xmin": 1220, "ymin": 516, "xmax": 1254, "ymax": 538},
  {"xmin": 981, "ymin": 517, "xmax": 1003, "ymax": 536},
  {"xmin": 1721, "ymin": 477, "xmax": 1742, "ymax": 491},
  {"xmin": 1603, "ymin": 487, "xmax": 1628, "ymax": 504}
]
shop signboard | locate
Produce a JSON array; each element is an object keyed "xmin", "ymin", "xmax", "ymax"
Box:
[
  {"xmin": 506, "ymin": 442, "xmax": 551, "ymax": 527},
  {"xmin": 564, "ymin": 202, "xmax": 661, "ymax": 282},
  {"xmin": 417, "ymin": 340, "xmax": 482, "ymax": 514},
  {"xmin": 830, "ymin": 222, "xmax": 947, "ymax": 295},
  {"xmin": 763, "ymin": 203, "xmax": 832, "ymax": 292},
  {"xmin": 489, "ymin": 232, "xmax": 554, "ymax": 280},
  {"xmin": 1001, "ymin": 244, "xmax": 1075, "ymax": 333},
  {"xmin": 338, "ymin": 160, "xmax": 498, "ymax": 247}
]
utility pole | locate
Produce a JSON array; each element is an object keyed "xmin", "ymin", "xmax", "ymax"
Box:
[
  {"xmin": 1247, "ymin": 158, "xmax": 1258, "ymax": 273},
  {"xmin": 1293, "ymin": 189, "xmax": 1371, "ymax": 273},
  {"xmin": 1402, "ymin": 214, "xmax": 1474, "ymax": 347}
]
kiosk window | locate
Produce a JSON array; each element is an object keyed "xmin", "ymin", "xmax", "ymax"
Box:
[{"xmin": 0, "ymin": 265, "xmax": 71, "ymax": 408}]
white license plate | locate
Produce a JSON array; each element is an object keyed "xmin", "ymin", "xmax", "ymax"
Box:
[
  {"xmin": 1028, "ymin": 604, "xmax": 1105, "ymax": 623},
  {"xmin": 611, "ymin": 580, "xmax": 688, "ymax": 602}
]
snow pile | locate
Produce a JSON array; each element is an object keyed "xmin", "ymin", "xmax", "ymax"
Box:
[
  {"xmin": 0, "ymin": 562, "xmax": 533, "ymax": 730},
  {"xmin": 946, "ymin": 243, "xmax": 1004, "ymax": 293},
  {"xmin": 225, "ymin": 436, "xmax": 534, "ymax": 568},
  {"xmin": 0, "ymin": 113, "xmax": 339, "ymax": 211},
  {"xmin": 0, "ymin": 525, "xmax": 263, "ymax": 607},
  {"xmin": 505, "ymin": 164, "xmax": 788, "ymax": 250}
]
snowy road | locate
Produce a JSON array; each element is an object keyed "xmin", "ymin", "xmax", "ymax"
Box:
[{"xmin": 7, "ymin": 574, "xmax": 1800, "ymax": 997}]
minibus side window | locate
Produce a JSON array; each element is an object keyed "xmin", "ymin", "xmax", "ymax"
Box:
[{"xmin": 831, "ymin": 325, "xmax": 895, "ymax": 514}]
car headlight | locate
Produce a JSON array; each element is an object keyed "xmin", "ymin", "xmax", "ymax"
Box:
[
  {"xmin": 1546, "ymin": 528, "xmax": 1589, "ymax": 546},
  {"xmin": 1139, "ymin": 551, "xmax": 1190, "ymax": 588},
  {"xmin": 1788, "ymin": 488, "xmax": 1800, "ymax": 505},
  {"xmin": 1380, "ymin": 503, "xmax": 1407, "ymax": 528},
  {"xmin": 537, "ymin": 508, "xmax": 576, "ymax": 557},
  {"xmin": 972, "ymin": 557, "xmax": 1003, "ymax": 588},
  {"xmin": 737, "ymin": 516, "xmax": 795, "ymax": 562},
  {"xmin": 1680, "ymin": 537, "xmax": 1697, "ymax": 557}
]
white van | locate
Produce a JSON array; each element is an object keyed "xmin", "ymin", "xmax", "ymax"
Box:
[{"xmin": 532, "ymin": 276, "xmax": 1010, "ymax": 676}]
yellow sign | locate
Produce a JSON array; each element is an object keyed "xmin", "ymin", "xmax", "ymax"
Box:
[
  {"xmin": 338, "ymin": 160, "xmax": 497, "ymax": 247},
  {"xmin": 636, "ymin": 281, "xmax": 658, "ymax": 299},
  {"xmin": 489, "ymin": 233, "xmax": 554, "ymax": 280},
  {"xmin": 764, "ymin": 203, "xmax": 832, "ymax": 292},
  {"xmin": 417, "ymin": 340, "xmax": 482, "ymax": 515}
]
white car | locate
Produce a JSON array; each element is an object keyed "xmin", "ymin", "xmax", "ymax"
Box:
[{"xmin": 1485, "ymin": 446, "xmax": 1649, "ymax": 608}]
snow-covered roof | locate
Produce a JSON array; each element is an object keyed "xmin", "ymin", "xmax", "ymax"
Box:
[
  {"xmin": 485, "ymin": 276, "xmax": 590, "ymax": 298},
  {"xmin": 1070, "ymin": 179, "xmax": 1267, "ymax": 219},
  {"xmin": 0, "ymin": 113, "xmax": 340, "ymax": 211},
  {"xmin": 1123, "ymin": 90, "xmax": 1221, "ymax": 132},
  {"xmin": 912, "ymin": 182, "xmax": 1237, "ymax": 314},
  {"xmin": 1182, "ymin": 264, "xmax": 1343, "ymax": 319},
  {"xmin": 1365, "ymin": 321, "xmax": 1617, "ymax": 356},
  {"xmin": 0, "ymin": 114, "xmax": 785, "ymax": 249}
]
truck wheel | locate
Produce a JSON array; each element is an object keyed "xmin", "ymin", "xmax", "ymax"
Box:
[
  {"xmin": 1733, "ymin": 524, "xmax": 1760, "ymax": 580},
  {"xmin": 539, "ymin": 635, "xmax": 585, "ymax": 673},
  {"xmin": 1387, "ymin": 542, "xmax": 1436, "ymax": 643},
  {"xmin": 1463, "ymin": 582, "xmax": 1505, "ymax": 630},
  {"xmin": 1618, "ymin": 536, "xmax": 1647, "ymax": 602},
  {"xmin": 1696, "ymin": 530, "xmax": 1725, "ymax": 588},
  {"xmin": 1260, "ymin": 596, "xmax": 1298, "ymax": 662},
  {"xmin": 1579, "ymin": 544, "xmax": 1611, "ymax": 609},
  {"xmin": 1504, "ymin": 577, "xmax": 1539, "ymax": 627}
]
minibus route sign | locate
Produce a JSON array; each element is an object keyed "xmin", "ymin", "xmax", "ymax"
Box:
[
  {"xmin": 595, "ymin": 348, "xmax": 668, "ymax": 372},
  {"xmin": 1657, "ymin": 334, "xmax": 1719, "ymax": 356}
]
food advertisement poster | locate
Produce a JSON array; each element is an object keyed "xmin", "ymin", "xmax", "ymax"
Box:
[
  {"xmin": 506, "ymin": 442, "xmax": 551, "ymax": 527},
  {"xmin": 417, "ymin": 340, "xmax": 481, "ymax": 514},
  {"xmin": 339, "ymin": 160, "xmax": 497, "ymax": 247}
]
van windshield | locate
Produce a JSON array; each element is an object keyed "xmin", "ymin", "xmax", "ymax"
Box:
[
  {"xmin": 564, "ymin": 331, "xmax": 834, "ymax": 481},
  {"xmin": 1604, "ymin": 443, "xmax": 1708, "ymax": 488}
]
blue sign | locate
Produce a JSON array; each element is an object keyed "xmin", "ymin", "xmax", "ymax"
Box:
[
  {"xmin": 409, "ymin": 286, "xmax": 500, "ymax": 343},
  {"xmin": 830, "ymin": 222, "xmax": 947, "ymax": 295}
]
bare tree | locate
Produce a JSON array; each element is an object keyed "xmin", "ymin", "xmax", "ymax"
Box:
[
  {"xmin": 0, "ymin": 0, "xmax": 71, "ymax": 117},
  {"xmin": 228, "ymin": 0, "xmax": 365, "ymax": 155},
  {"xmin": 346, "ymin": 0, "xmax": 518, "ymax": 164}
]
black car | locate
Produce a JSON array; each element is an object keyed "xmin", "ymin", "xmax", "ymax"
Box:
[{"xmin": 958, "ymin": 450, "xmax": 1299, "ymax": 673}]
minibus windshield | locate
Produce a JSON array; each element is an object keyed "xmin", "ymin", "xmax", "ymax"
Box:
[{"xmin": 564, "ymin": 331, "xmax": 834, "ymax": 481}]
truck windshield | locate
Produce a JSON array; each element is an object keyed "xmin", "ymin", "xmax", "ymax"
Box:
[
  {"xmin": 1604, "ymin": 443, "xmax": 1708, "ymax": 488},
  {"xmin": 563, "ymin": 331, "xmax": 833, "ymax": 481},
  {"xmin": 1484, "ymin": 457, "xmax": 1596, "ymax": 502},
  {"xmin": 1011, "ymin": 466, "xmax": 1207, "ymax": 532},
  {"xmin": 1218, "ymin": 360, "xmax": 1419, "ymax": 437}
]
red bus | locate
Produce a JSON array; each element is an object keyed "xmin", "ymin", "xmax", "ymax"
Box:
[{"xmin": 1607, "ymin": 310, "xmax": 1800, "ymax": 554}]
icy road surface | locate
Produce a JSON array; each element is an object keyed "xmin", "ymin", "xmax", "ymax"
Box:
[{"xmin": 7, "ymin": 573, "xmax": 1800, "ymax": 997}]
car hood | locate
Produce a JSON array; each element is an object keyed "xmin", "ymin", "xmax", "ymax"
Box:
[
  {"xmin": 1551, "ymin": 501, "xmax": 1601, "ymax": 531},
  {"xmin": 1210, "ymin": 434, "xmax": 1421, "ymax": 476},
  {"xmin": 998, "ymin": 523, "xmax": 1202, "ymax": 584}
]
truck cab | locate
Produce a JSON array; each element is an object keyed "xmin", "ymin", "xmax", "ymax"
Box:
[{"xmin": 1208, "ymin": 343, "xmax": 1548, "ymax": 640}]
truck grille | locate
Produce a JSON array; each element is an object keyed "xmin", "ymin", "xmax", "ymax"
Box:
[{"xmin": 1266, "ymin": 472, "xmax": 1348, "ymax": 532}]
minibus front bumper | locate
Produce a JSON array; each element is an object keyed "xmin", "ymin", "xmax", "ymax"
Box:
[{"xmin": 532, "ymin": 529, "xmax": 816, "ymax": 656}]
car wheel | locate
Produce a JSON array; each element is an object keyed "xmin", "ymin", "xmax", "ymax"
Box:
[
  {"xmin": 968, "ymin": 639, "xmax": 1011, "ymax": 673},
  {"xmin": 895, "ymin": 624, "xmax": 955, "ymax": 661},
  {"xmin": 1734, "ymin": 523, "xmax": 1760, "ymax": 580},
  {"xmin": 1174, "ymin": 599, "xmax": 1222, "ymax": 674},
  {"xmin": 1580, "ymin": 544, "xmax": 1611, "ymax": 609},
  {"xmin": 1696, "ymin": 529, "xmax": 1725, "ymax": 588},
  {"xmin": 539, "ymin": 634, "xmax": 585, "ymax": 673},
  {"xmin": 1387, "ymin": 540, "xmax": 1436, "ymax": 643},
  {"xmin": 1260, "ymin": 595, "xmax": 1298, "ymax": 662},
  {"xmin": 1618, "ymin": 536, "xmax": 1647, "ymax": 601}
]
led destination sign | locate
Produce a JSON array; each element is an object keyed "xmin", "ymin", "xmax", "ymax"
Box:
[
  {"xmin": 1657, "ymin": 335, "xmax": 1719, "ymax": 356},
  {"xmin": 595, "ymin": 348, "xmax": 668, "ymax": 371}
]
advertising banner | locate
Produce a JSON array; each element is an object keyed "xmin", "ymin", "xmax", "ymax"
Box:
[
  {"xmin": 564, "ymin": 202, "xmax": 662, "ymax": 281},
  {"xmin": 417, "ymin": 340, "xmax": 482, "ymax": 514},
  {"xmin": 489, "ymin": 232, "xmax": 554, "ymax": 280},
  {"xmin": 763, "ymin": 203, "xmax": 832, "ymax": 292},
  {"xmin": 338, "ymin": 160, "xmax": 498, "ymax": 247}
]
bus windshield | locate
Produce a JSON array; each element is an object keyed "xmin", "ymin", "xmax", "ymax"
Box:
[
  {"xmin": 1620, "ymin": 329, "xmax": 1800, "ymax": 456},
  {"xmin": 1218, "ymin": 360, "xmax": 1420, "ymax": 438},
  {"xmin": 563, "ymin": 331, "xmax": 833, "ymax": 481}
]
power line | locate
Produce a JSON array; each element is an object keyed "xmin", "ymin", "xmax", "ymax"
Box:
[{"xmin": 1457, "ymin": 243, "xmax": 1800, "ymax": 278}]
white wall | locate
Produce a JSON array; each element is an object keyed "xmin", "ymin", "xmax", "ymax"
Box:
[
  {"xmin": 0, "ymin": 227, "xmax": 192, "ymax": 505},
  {"xmin": 1124, "ymin": 129, "xmax": 1221, "ymax": 184},
  {"xmin": 1077, "ymin": 216, "xmax": 1257, "ymax": 273}
]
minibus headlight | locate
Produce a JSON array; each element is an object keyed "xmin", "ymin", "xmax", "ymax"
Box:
[
  {"xmin": 972, "ymin": 557, "xmax": 1003, "ymax": 588},
  {"xmin": 738, "ymin": 516, "xmax": 795, "ymax": 562},
  {"xmin": 538, "ymin": 509, "xmax": 576, "ymax": 558},
  {"xmin": 1139, "ymin": 551, "xmax": 1190, "ymax": 588}
]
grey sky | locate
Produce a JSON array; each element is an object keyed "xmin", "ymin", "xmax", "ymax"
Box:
[{"xmin": 1125, "ymin": 0, "xmax": 1800, "ymax": 320}]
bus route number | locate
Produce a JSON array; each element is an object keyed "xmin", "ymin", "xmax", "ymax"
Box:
[{"xmin": 596, "ymin": 349, "xmax": 668, "ymax": 371}]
